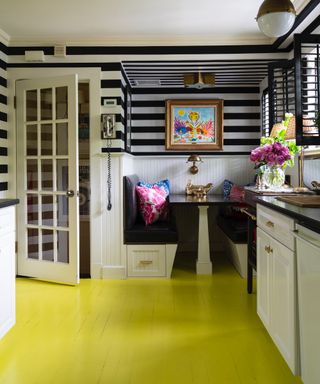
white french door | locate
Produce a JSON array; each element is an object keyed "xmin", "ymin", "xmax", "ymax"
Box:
[{"xmin": 16, "ymin": 75, "xmax": 79, "ymax": 285}]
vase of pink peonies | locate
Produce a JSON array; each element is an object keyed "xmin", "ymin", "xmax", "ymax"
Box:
[{"xmin": 250, "ymin": 142, "xmax": 292, "ymax": 189}]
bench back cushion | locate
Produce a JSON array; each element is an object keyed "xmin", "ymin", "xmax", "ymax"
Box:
[{"xmin": 124, "ymin": 174, "xmax": 140, "ymax": 230}]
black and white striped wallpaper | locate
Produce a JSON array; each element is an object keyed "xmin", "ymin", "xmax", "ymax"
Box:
[
  {"xmin": 100, "ymin": 63, "xmax": 127, "ymax": 152},
  {"xmin": 7, "ymin": 46, "xmax": 286, "ymax": 157},
  {"xmin": 130, "ymin": 87, "xmax": 260, "ymax": 155},
  {"xmin": 0, "ymin": 42, "xmax": 8, "ymax": 194}
]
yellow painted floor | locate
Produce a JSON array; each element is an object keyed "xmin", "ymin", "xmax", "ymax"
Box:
[{"xmin": 0, "ymin": 254, "xmax": 302, "ymax": 384}]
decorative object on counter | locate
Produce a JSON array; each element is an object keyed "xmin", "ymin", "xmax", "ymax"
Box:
[
  {"xmin": 251, "ymin": 113, "xmax": 300, "ymax": 190},
  {"xmin": 262, "ymin": 166, "xmax": 285, "ymax": 189},
  {"xmin": 165, "ymin": 99, "xmax": 223, "ymax": 150},
  {"xmin": 311, "ymin": 181, "xmax": 320, "ymax": 194},
  {"xmin": 250, "ymin": 142, "xmax": 292, "ymax": 189},
  {"xmin": 256, "ymin": 0, "xmax": 296, "ymax": 38},
  {"xmin": 255, "ymin": 174, "xmax": 263, "ymax": 190},
  {"xmin": 186, "ymin": 154, "xmax": 203, "ymax": 174},
  {"xmin": 185, "ymin": 180, "xmax": 213, "ymax": 197}
]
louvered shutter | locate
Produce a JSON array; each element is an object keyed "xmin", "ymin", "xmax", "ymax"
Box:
[
  {"xmin": 268, "ymin": 60, "xmax": 295, "ymax": 129},
  {"xmin": 261, "ymin": 88, "xmax": 270, "ymax": 136},
  {"xmin": 295, "ymin": 34, "xmax": 320, "ymax": 145}
]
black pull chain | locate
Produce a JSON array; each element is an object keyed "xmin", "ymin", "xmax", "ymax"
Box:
[{"xmin": 106, "ymin": 139, "xmax": 112, "ymax": 211}]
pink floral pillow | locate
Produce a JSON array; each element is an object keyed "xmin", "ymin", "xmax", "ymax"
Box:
[
  {"xmin": 230, "ymin": 184, "xmax": 245, "ymax": 200},
  {"xmin": 135, "ymin": 185, "xmax": 167, "ymax": 225}
]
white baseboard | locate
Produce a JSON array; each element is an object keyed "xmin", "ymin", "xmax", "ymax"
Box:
[
  {"xmin": 101, "ymin": 265, "xmax": 126, "ymax": 279},
  {"xmin": 90, "ymin": 263, "xmax": 102, "ymax": 279}
]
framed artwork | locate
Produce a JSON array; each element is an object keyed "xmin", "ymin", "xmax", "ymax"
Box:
[{"xmin": 165, "ymin": 99, "xmax": 223, "ymax": 150}]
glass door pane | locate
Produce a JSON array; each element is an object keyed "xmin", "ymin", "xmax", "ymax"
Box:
[{"xmin": 16, "ymin": 74, "xmax": 79, "ymax": 284}]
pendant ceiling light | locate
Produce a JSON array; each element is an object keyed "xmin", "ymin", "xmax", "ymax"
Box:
[
  {"xmin": 184, "ymin": 72, "xmax": 215, "ymax": 89},
  {"xmin": 256, "ymin": 0, "xmax": 296, "ymax": 38}
]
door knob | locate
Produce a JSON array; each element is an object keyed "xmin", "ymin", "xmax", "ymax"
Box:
[{"xmin": 66, "ymin": 190, "xmax": 74, "ymax": 198}]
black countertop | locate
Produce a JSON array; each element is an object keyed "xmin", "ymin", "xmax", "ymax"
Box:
[
  {"xmin": 169, "ymin": 194, "xmax": 241, "ymax": 205},
  {"xmin": 0, "ymin": 199, "xmax": 19, "ymax": 209},
  {"xmin": 256, "ymin": 196, "xmax": 320, "ymax": 234}
]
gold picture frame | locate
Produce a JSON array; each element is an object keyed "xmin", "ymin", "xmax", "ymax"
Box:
[{"xmin": 165, "ymin": 99, "xmax": 223, "ymax": 150}]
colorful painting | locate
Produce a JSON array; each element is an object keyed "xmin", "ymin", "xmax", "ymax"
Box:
[{"xmin": 165, "ymin": 100, "xmax": 223, "ymax": 150}]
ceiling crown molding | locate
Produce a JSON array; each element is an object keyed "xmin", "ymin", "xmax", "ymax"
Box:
[{"xmin": 6, "ymin": 34, "xmax": 272, "ymax": 47}]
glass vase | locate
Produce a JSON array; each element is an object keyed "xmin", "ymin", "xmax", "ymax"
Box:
[{"xmin": 262, "ymin": 166, "xmax": 285, "ymax": 189}]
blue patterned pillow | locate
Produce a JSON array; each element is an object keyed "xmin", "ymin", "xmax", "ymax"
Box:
[
  {"xmin": 223, "ymin": 179, "xmax": 234, "ymax": 198},
  {"xmin": 138, "ymin": 179, "xmax": 170, "ymax": 197}
]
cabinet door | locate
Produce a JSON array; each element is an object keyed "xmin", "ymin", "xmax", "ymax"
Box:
[
  {"xmin": 257, "ymin": 228, "xmax": 272, "ymax": 331},
  {"xmin": 271, "ymin": 238, "xmax": 297, "ymax": 374},
  {"xmin": 0, "ymin": 232, "xmax": 16, "ymax": 339}
]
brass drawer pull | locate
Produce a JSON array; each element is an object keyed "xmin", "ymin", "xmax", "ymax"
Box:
[
  {"xmin": 266, "ymin": 221, "xmax": 275, "ymax": 228},
  {"xmin": 264, "ymin": 245, "xmax": 273, "ymax": 254},
  {"xmin": 139, "ymin": 260, "xmax": 153, "ymax": 265},
  {"xmin": 240, "ymin": 208, "xmax": 256, "ymax": 221}
]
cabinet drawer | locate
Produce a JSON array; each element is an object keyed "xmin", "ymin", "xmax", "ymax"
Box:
[
  {"xmin": 257, "ymin": 204, "xmax": 295, "ymax": 250},
  {"xmin": 127, "ymin": 245, "xmax": 166, "ymax": 277},
  {"xmin": 0, "ymin": 206, "xmax": 15, "ymax": 237}
]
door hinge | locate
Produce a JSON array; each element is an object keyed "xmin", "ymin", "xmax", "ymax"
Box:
[
  {"xmin": 15, "ymin": 241, "xmax": 18, "ymax": 253},
  {"xmin": 14, "ymin": 96, "xmax": 16, "ymax": 109}
]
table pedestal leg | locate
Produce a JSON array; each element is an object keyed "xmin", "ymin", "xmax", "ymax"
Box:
[{"xmin": 196, "ymin": 205, "xmax": 212, "ymax": 275}]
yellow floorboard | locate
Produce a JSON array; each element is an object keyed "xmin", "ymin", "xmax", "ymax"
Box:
[{"xmin": 0, "ymin": 255, "xmax": 302, "ymax": 384}]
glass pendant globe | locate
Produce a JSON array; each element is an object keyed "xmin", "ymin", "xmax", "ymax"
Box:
[{"xmin": 257, "ymin": 11, "xmax": 296, "ymax": 38}]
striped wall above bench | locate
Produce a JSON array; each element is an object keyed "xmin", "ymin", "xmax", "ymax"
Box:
[
  {"xmin": 0, "ymin": 42, "xmax": 8, "ymax": 194},
  {"xmin": 130, "ymin": 87, "xmax": 260, "ymax": 156}
]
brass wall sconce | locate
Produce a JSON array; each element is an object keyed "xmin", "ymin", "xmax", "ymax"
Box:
[{"xmin": 187, "ymin": 154, "xmax": 203, "ymax": 174}]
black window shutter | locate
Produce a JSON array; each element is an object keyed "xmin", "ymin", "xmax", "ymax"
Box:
[
  {"xmin": 268, "ymin": 59, "xmax": 295, "ymax": 131},
  {"xmin": 294, "ymin": 33, "xmax": 320, "ymax": 145},
  {"xmin": 261, "ymin": 88, "xmax": 270, "ymax": 137}
]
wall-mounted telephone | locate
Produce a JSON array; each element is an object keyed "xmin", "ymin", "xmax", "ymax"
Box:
[
  {"xmin": 101, "ymin": 114, "xmax": 116, "ymax": 211},
  {"xmin": 101, "ymin": 114, "xmax": 116, "ymax": 139}
]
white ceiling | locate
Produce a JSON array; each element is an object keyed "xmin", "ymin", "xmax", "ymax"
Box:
[{"xmin": 0, "ymin": 0, "xmax": 308, "ymax": 45}]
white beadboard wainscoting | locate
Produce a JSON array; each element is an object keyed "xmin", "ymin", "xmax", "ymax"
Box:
[
  {"xmin": 98, "ymin": 154, "xmax": 258, "ymax": 278},
  {"xmin": 304, "ymin": 159, "xmax": 320, "ymax": 187},
  {"xmin": 132, "ymin": 155, "xmax": 256, "ymax": 194},
  {"xmin": 132, "ymin": 155, "xmax": 256, "ymax": 257},
  {"xmin": 97, "ymin": 154, "xmax": 301, "ymax": 278}
]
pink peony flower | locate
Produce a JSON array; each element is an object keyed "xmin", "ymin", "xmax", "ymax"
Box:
[{"xmin": 250, "ymin": 142, "xmax": 293, "ymax": 168}]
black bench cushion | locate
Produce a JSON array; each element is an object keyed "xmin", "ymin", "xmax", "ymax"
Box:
[
  {"xmin": 124, "ymin": 174, "xmax": 140, "ymax": 230},
  {"xmin": 123, "ymin": 174, "xmax": 178, "ymax": 244},
  {"xmin": 124, "ymin": 222, "xmax": 178, "ymax": 244},
  {"xmin": 216, "ymin": 216, "xmax": 248, "ymax": 243}
]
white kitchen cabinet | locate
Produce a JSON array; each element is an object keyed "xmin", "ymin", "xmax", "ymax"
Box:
[
  {"xmin": 257, "ymin": 205, "xmax": 298, "ymax": 375},
  {"xmin": 0, "ymin": 205, "xmax": 16, "ymax": 339},
  {"xmin": 294, "ymin": 224, "xmax": 320, "ymax": 384},
  {"xmin": 256, "ymin": 228, "xmax": 272, "ymax": 331}
]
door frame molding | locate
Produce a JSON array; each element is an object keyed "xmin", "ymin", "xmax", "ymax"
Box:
[{"xmin": 8, "ymin": 67, "xmax": 102, "ymax": 279}]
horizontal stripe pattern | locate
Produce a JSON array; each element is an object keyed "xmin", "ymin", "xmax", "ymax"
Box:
[
  {"xmin": 130, "ymin": 89, "xmax": 260, "ymax": 155},
  {"xmin": 123, "ymin": 59, "xmax": 277, "ymax": 88},
  {"xmin": 0, "ymin": 43, "xmax": 7, "ymax": 194},
  {"xmin": 100, "ymin": 65, "xmax": 127, "ymax": 150}
]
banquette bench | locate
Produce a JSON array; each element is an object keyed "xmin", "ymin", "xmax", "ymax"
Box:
[
  {"xmin": 216, "ymin": 207, "xmax": 248, "ymax": 278},
  {"xmin": 123, "ymin": 175, "xmax": 178, "ymax": 278}
]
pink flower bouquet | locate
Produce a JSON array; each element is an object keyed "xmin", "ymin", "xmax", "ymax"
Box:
[{"xmin": 250, "ymin": 142, "xmax": 292, "ymax": 169}]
